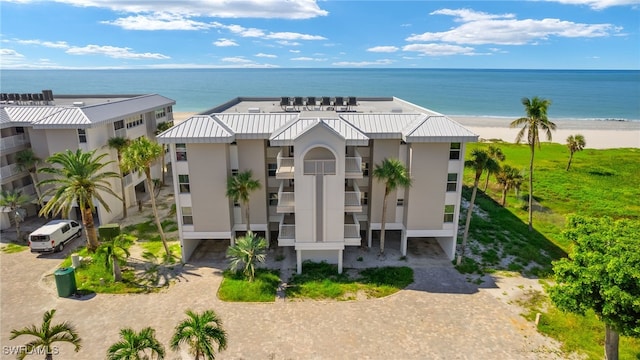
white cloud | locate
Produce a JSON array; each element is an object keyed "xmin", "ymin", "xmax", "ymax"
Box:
[
  {"xmin": 545, "ymin": 0, "xmax": 640, "ymax": 9},
  {"xmin": 213, "ymin": 38, "xmax": 239, "ymax": 47},
  {"xmin": 101, "ymin": 13, "xmax": 212, "ymax": 30},
  {"xmin": 212, "ymin": 22, "xmax": 325, "ymax": 41},
  {"xmin": 15, "ymin": 39, "xmax": 70, "ymax": 49},
  {"xmin": 0, "ymin": 49, "xmax": 25, "ymax": 57},
  {"xmin": 332, "ymin": 59, "xmax": 394, "ymax": 67},
  {"xmin": 66, "ymin": 45, "xmax": 170, "ymax": 59},
  {"xmin": 407, "ymin": 8, "xmax": 621, "ymax": 45},
  {"xmin": 265, "ymin": 32, "xmax": 325, "ymax": 41},
  {"xmin": 403, "ymin": 43, "xmax": 477, "ymax": 56},
  {"xmin": 367, "ymin": 46, "xmax": 399, "ymax": 53},
  {"xmin": 277, "ymin": 40, "xmax": 301, "ymax": 46},
  {"xmin": 291, "ymin": 57, "xmax": 327, "ymax": 61},
  {"xmin": 221, "ymin": 57, "xmax": 253, "ymax": 63},
  {"xmin": 255, "ymin": 53, "xmax": 277, "ymax": 58},
  {"xmin": 289, "ymin": 49, "xmax": 301, "ymax": 53}
]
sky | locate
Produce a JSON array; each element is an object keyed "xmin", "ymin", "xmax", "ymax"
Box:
[{"xmin": 1, "ymin": 0, "xmax": 639, "ymax": 70}]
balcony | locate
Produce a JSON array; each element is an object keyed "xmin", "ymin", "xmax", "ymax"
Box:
[
  {"xmin": 114, "ymin": 128, "xmax": 127, "ymax": 139},
  {"xmin": 0, "ymin": 134, "xmax": 29, "ymax": 151},
  {"xmin": 344, "ymin": 214, "xmax": 361, "ymax": 245},
  {"xmin": 303, "ymin": 159, "xmax": 336, "ymax": 175},
  {"xmin": 0, "ymin": 164, "xmax": 21, "ymax": 179},
  {"xmin": 276, "ymin": 181, "xmax": 294, "ymax": 213},
  {"xmin": 345, "ymin": 150, "xmax": 363, "ymax": 178},
  {"xmin": 276, "ymin": 151, "xmax": 294, "ymax": 179},
  {"xmin": 278, "ymin": 214, "xmax": 295, "ymax": 246},
  {"xmin": 344, "ymin": 181, "xmax": 362, "ymax": 213}
]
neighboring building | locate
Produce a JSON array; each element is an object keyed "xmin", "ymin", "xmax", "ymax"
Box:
[
  {"xmin": 158, "ymin": 96, "xmax": 478, "ymax": 273},
  {"xmin": 0, "ymin": 90, "xmax": 175, "ymax": 229}
]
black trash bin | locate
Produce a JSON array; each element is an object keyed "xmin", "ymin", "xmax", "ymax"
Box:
[{"xmin": 54, "ymin": 267, "xmax": 77, "ymax": 297}]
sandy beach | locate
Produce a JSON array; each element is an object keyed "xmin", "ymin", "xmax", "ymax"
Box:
[{"xmin": 173, "ymin": 112, "xmax": 639, "ymax": 149}]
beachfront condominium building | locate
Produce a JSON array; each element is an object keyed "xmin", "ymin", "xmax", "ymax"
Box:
[
  {"xmin": 158, "ymin": 96, "xmax": 478, "ymax": 273},
  {"xmin": 0, "ymin": 90, "xmax": 175, "ymax": 230}
]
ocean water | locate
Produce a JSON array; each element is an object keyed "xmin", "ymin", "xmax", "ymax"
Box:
[{"xmin": 1, "ymin": 69, "xmax": 638, "ymax": 121}]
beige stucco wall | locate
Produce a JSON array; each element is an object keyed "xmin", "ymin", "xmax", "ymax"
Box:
[
  {"xmin": 236, "ymin": 140, "xmax": 268, "ymax": 226},
  {"xmin": 188, "ymin": 143, "xmax": 232, "ymax": 232},
  {"xmin": 405, "ymin": 142, "xmax": 449, "ymax": 230},
  {"xmin": 369, "ymin": 139, "xmax": 402, "ymax": 224}
]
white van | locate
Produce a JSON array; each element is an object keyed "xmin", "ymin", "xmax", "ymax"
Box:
[{"xmin": 29, "ymin": 220, "xmax": 82, "ymax": 253}]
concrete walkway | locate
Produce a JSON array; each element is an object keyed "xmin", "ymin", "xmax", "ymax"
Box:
[{"xmin": 0, "ymin": 236, "xmax": 565, "ymax": 360}]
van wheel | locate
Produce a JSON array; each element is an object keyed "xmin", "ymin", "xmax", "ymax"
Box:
[
  {"xmin": 57, "ymin": 243, "xmax": 64, "ymax": 252},
  {"xmin": 76, "ymin": 230, "xmax": 82, "ymax": 238}
]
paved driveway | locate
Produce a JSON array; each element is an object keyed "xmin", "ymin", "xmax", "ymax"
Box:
[{"xmin": 0, "ymin": 241, "xmax": 563, "ymax": 359}]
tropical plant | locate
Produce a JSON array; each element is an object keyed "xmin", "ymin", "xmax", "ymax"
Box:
[
  {"xmin": 9, "ymin": 309, "xmax": 81, "ymax": 360},
  {"xmin": 549, "ymin": 216, "xmax": 640, "ymax": 360},
  {"xmin": 0, "ymin": 190, "xmax": 30, "ymax": 242},
  {"xmin": 121, "ymin": 137, "xmax": 170, "ymax": 257},
  {"xmin": 106, "ymin": 327, "xmax": 165, "ymax": 360},
  {"xmin": 38, "ymin": 149, "xmax": 120, "ymax": 252},
  {"xmin": 98, "ymin": 234, "xmax": 133, "ymax": 282},
  {"xmin": 457, "ymin": 149, "xmax": 499, "ymax": 265},
  {"xmin": 483, "ymin": 145, "xmax": 505, "ymax": 191},
  {"xmin": 107, "ymin": 136, "xmax": 130, "ymax": 218},
  {"xmin": 15, "ymin": 149, "xmax": 42, "ymax": 206},
  {"xmin": 155, "ymin": 121, "xmax": 173, "ymax": 186},
  {"xmin": 226, "ymin": 231, "xmax": 267, "ymax": 282},
  {"xmin": 372, "ymin": 158, "xmax": 412, "ymax": 258},
  {"xmin": 170, "ymin": 309, "xmax": 228, "ymax": 360},
  {"xmin": 495, "ymin": 164, "xmax": 523, "ymax": 206},
  {"xmin": 225, "ymin": 170, "xmax": 261, "ymax": 232},
  {"xmin": 510, "ymin": 96, "xmax": 556, "ymax": 231},
  {"xmin": 565, "ymin": 134, "xmax": 586, "ymax": 171}
]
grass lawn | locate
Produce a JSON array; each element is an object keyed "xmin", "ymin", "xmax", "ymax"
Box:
[
  {"xmin": 1, "ymin": 242, "xmax": 29, "ymax": 254},
  {"xmin": 286, "ymin": 262, "xmax": 413, "ymax": 300},
  {"xmin": 217, "ymin": 269, "xmax": 280, "ymax": 302}
]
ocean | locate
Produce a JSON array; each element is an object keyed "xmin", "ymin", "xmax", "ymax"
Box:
[{"xmin": 1, "ymin": 69, "xmax": 638, "ymax": 121}]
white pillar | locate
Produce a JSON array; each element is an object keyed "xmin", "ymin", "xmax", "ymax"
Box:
[
  {"xmin": 265, "ymin": 226, "xmax": 271, "ymax": 246},
  {"xmin": 296, "ymin": 250, "xmax": 302, "ymax": 274},
  {"xmin": 367, "ymin": 226, "xmax": 372, "ymax": 248},
  {"xmin": 338, "ymin": 249, "xmax": 343, "ymax": 274},
  {"xmin": 401, "ymin": 229, "xmax": 408, "ymax": 257},
  {"xmin": 230, "ymin": 231, "xmax": 236, "ymax": 246}
]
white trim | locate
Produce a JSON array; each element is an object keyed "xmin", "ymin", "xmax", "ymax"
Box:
[
  {"xmin": 405, "ymin": 229, "xmax": 455, "ymax": 237},
  {"xmin": 182, "ymin": 231, "xmax": 232, "ymax": 239}
]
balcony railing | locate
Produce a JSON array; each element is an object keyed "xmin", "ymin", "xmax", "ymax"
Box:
[
  {"xmin": 0, "ymin": 164, "xmax": 21, "ymax": 179},
  {"xmin": 276, "ymin": 151, "xmax": 294, "ymax": 179},
  {"xmin": 345, "ymin": 150, "xmax": 363, "ymax": 178},
  {"xmin": 344, "ymin": 214, "xmax": 361, "ymax": 239},
  {"xmin": 277, "ymin": 181, "xmax": 294, "ymax": 213},
  {"xmin": 303, "ymin": 160, "xmax": 336, "ymax": 175},
  {"xmin": 16, "ymin": 184, "xmax": 36, "ymax": 196},
  {"xmin": 278, "ymin": 214, "xmax": 296, "ymax": 246},
  {"xmin": 0, "ymin": 134, "xmax": 28, "ymax": 151},
  {"xmin": 115, "ymin": 128, "xmax": 127, "ymax": 139},
  {"xmin": 345, "ymin": 181, "xmax": 362, "ymax": 212}
]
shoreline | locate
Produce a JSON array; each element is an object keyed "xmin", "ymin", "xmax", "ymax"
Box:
[{"xmin": 172, "ymin": 112, "xmax": 639, "ymax": 149}]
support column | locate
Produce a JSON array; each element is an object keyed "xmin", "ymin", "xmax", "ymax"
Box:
[
  {"xmin": 265, "ymin": 226, "xmax": 271, "ymax": 247},
  {"xmin": 296, "ymin": 250, "xmax": 302, "ymax": 274},
  {"xmin": 338, "ymin": 249, "xmax": 343, "ymax": 274},
  {"xmin": 367, "ymin": 226, "xmax": 372, "ymax": 248},
  {"xmin": 230, "ymin": 231, "xmax": 236, "ymax": 246},
  {"xmin": 401, "ymin": 229, "xmax": 408, "ymax": 257}
]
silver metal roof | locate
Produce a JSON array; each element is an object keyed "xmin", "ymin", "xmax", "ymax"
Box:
[
  {"xmin": 405, "ymin": 116, "xmax": 479, "ymax": 143},
  {"xmin": 157, "ymin": 116, "xmax": 235, "ymax": 144},
  {"xmin": 0, "ymin": 106, "xmax": 65, "ymax": 129},
  {"xmin": 339, "ymin": 113, "xmax": 425, "ymax": 139},
  {"xmin": 269, "ymin": 118, "xmax": 369, "ymax": 146},
  {"xmin": 217, "ymin": 113, "xmax": 297, "ymax": 139}
]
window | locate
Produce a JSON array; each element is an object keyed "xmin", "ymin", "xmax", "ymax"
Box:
[
  {"xmin": 449, "ymin": 143, "xmax": 461, "ymax": 160},
  {"xmin": 397, "ymin": 198, "xmax": 404, "ymax": 207},
  {"xmin": 176, "ymin": 143, "xmax": 187, "ymax": 161},
  {"xmin": 361, "ymin": 191, "xmax": 368, "ymax": 206},
  {"xmin": 361, "ymin": 161, "xmax": 369, "ymax": 176},
  {"xmin": 155, "ymin": 108, "xmax": 166, "ymax": 119},
  {"xmin": 125, "ymin": 115, "xmax": 144, "ymax": 129},
  {"xmin": 178, "ymin": 175, "xmax": 190, "ymax": 193},
  {"xmin": 167, "ymin": 106, "xmax": 173, "ymax": 114},
  {"xmin": 231, "ymin": 169, "xmax": 239, "ymax": 176},
  {"xmin": 268, "ymin": 163, "xmax": 277, "ymax": 177},
  {"xmin": 447, "ymin": 173, "xmax": 458, "ymax": 192},
  {"xmin": 77, "ymin": 129, "xmax": 87, "ymax": 143},
  {"xmin": 181, "ymin": 207, "xmax": 193, "ymax": 225},
  {"xmin": 114, "ymin": 120, "xmax": 124, "ymax": 131},
  {"xmin": 269, "ymin": 192, "xmax": 278, "ymax": 206},
  {"xmin": 15, "ymin": 127, "xmax": 25, "ymax": 134},
  {"xmin": 444, "ymin": 205, "xmax": 455, "ymax": 223}
]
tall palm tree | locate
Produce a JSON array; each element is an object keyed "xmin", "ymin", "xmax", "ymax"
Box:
[
  {"xmin": 38, "ymin": 149, "xmax": 120, "ymax": 252},
  {"xmin": 170, "ymin": 309, "xmax": 228, "ymax": 360},
  {"xmin": 566, "ymin": 134, "xmax": 586, "ymax": 171},
  {"xmin": 9, "ymin": 309, "xmax": 81, "ymax": 360},
  {"xmin": 98, "ymin": 234, "xmax": 132, "ymax": 282},
  {"xmin": 0, "ymin": 190, "xmax": 30, "ymax": 241},
  {"xmin": 457, "ymin": 149, "xmax": 499, "ymax": 265},
  {"xmin": 225, "ymin": 170, "xmax": 261, "ymax": 232},
  {"xmin": 15, "ymin": 149, "xmax": 43, "ymax": 206},
  {"xmin": 510, "ymin": 96, "xmax": 556, "ymax": 231},
  {"xmin": 483, "ymin": 145, "xmax": 505, "ymax": 191},
  {"xmin": 495, "ymin": 164, "xmax": 523, "ymax": 207},
  {"xmin": 226, "ymin": 231, "xmax": 267, "ymax": 282},
  {"xmin": 107, "ymin": 327, "xmax": 165, "ymax": 360},
  {"xmin": 107, "ymin": 136, "xmax": 130, "ymax": 218},
  {"xmin": 155, "ymin": 121, "xmax": 173, "ymax": 186},
  {"xmin": 372, "ymin": 158, "xmax": 412, "ymax": 258},
  {"xmin": 121, "ymin": 137, "xmax": 170, "ymax": 257}
]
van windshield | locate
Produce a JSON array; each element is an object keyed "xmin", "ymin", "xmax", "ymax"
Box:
[{"xmin": 31, "ymin": 235, "xmax": 49, "ymax": 242}]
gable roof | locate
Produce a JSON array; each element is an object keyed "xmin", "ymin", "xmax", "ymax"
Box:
[
  {"xmin": 404, "ymin": 116, "xmax": 478, "ymax": 143},
  {"xmin": 156, "ymin": 115, "xmax": 235, "ymax": 144}
]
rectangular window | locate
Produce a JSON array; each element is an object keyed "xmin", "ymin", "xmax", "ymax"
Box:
[
  {"xmin": 15, "ymin": 127, "xmax": 25, "ymax": 134},
  {"xmin": 267, "ymin": 163, "xmax": 277, "ymax": 177},
  {"xmin": 449, "ymin": 143, "xmax": 461, "ymax": 160},
  {"xmin": 447, "ymin": 173, "xmax": 458, "ymax": 192},
  {"xmin": 361, "ymin": 191, "xmax": 368, "ymax": 206},
  {"xmin": 181, "ymin": 207, "xmax": 193, "ymax": 225},
  {"xmin": 269, "ymin": 192, "xmax": 278, "ymax": 206},
  {"xmin": 362, "ymin": 161, "xmax": 369, "ymax": 176},
  {"xmin": 77, "ymin": 129, "xmax": 87, "ymax": 143},
  {"xmin": 114, "ymin": 120, "xmax": 124, "ymax": 131},
  {"xmin": 231, "ymin": 169, "xmax": 239, "ymax": 176},
  {"xmin": 125, "ymin": 115, "xmax": 144, "ymax": 129},
  {"xmin": 155, "ymin": 108, "xmax": 166, "ymax": 119},
  {"xmin": 397, "ymin": 198, "xmax": 404, "ymax": 207},
  {"xmin": 444, "ymin": 205, "xmax": 455, "ymax": 223},
  {"xmin": 176, "ymin": 143, "xmax": 187, "ymax": 161},
  {"xmin": 178, "ymin": 174, "xmax": 190, "ymax": 193}
]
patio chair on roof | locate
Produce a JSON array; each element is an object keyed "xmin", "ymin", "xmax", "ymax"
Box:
[
  {"xmin": 306, "ymin": 96, "xmax": 316, "ymax": 110},
  {"xmin": 293, "ymin": 96, "xmax": 304, "ymax": 110},
  {"xmin": 347, "ymin": 96, "xmax": 357, "ymax": 111},
  {"xmin": 335, "ymin": 96, "xmax": 344, "ymax": 107},
  {"xmin": 321, "ymin": 96, "xmax": 332, "ymax": 108},
  {"xmin": 280, "ymin": 96, "xmax": 290, "ymax": 110}
]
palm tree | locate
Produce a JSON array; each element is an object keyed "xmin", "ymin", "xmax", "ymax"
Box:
[
  {"xmin": 38, "ymin": 149, "xmax": 120, "ymax": 252},
  {"xmin": 495, "ymin": 164, "xmax": 523, "ymax": 207},
  {"xmin": 155, "ymin": 121, "xmax": 173, "ymax": 186},
  {"xmin": 226, "ymin": 231, "xmax": 267, "ymax": 282},
  {"xmin": 510, "ymin": 96, "xmax": 556, "ymax": 231},
  {"xmin": 98, "ymin": 234, "xmax": 132, "ymax": 282},
  {"xmin": 0, "ymin": 190, "xmax": 30, "ymax": 242},
  {"xmin": 170, "ymin": 309, "xmax": 228, "ymax": 360},
  {"xmin": 457, "ymin": 149, "xmax": 499, "ymax": 265},
  {"xmin": 121, "ymin": 137, "xmax": 170, "ymax": 257},
  {"xmin": 372, "ymin": 158, "xmax": 412, "ymax": 258},
  {"xmin": 107, "ymin": 327, "xmax": 165, "ymax": 360},
  {"xmin": 9, "ymin": 309, "xmax": 81, "ymax": 360},
  {"xmin": 107, "ymin": 136, "xmax": 130, "ymax": 218},
  {"xmin": 15, "ymin": 149, "xmax": 43, "ymax": 206},
  {"xmin": 225, "ymin": 170, "xmax": 261, "ymax": 232},
  {"xmin": 483, "ymin": 145, "xmax": 505, "ymax": 191},
  {"xmin": 566, "ymin": 134, "xmax": 586, "ymax": 171}
]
